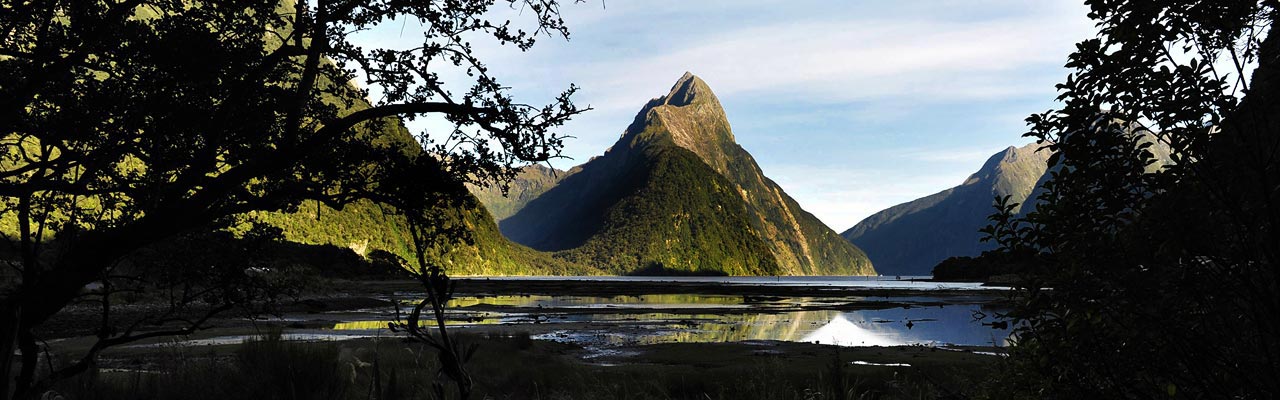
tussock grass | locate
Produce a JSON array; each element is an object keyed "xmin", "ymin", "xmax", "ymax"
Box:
[{"xmin": 51, "ymin": 332, "xmax": 989, "ymax": 400}]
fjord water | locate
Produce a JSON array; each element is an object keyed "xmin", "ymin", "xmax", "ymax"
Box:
[
  {"xmin": 324, "ymin": 277, "xmax": 1011, "ymax": 350},
  {"xmin": 469, "ymin": 275, "xmax": 992, "ymax": 290}
]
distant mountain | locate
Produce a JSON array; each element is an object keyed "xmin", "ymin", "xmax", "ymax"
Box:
[
  {"xmin": 468, "ymin": 164, "xmax": 569, "ymax": 221},
  {"xmin": 841, "ymin": 143, "xmax": 1051, "ymax": 276},
  {"xmin": 844, "ymin": 121, "xmax": 1175, "ymax": 276},
  {"xmin": 499, "ymin": 73, "xmax": 875, "ymax": 276}
]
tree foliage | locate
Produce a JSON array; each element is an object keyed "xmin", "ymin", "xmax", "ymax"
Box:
[
  {"xmin": 986, "ymin": 1, "xmax": 1280, "ymax": 398},
  {"xmin": 0, "ymin": 0, "xmax": 584, "ymax": 398}
]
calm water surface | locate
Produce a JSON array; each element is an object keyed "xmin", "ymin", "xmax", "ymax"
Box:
[
  {"xmin": 469, "ymin": 275, "xmax": 996, "ymax": 291},
  {"xmin": 150, "ymin": 278, "xmax": 1010, "ymax": 350},
  {"xmin": 325, "ymin": 278, "xmax": 1011, "ymax": 349}
]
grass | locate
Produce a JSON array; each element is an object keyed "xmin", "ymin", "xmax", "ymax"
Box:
[{"xmin": 49, "ymin": 331, "xmax": 995, "ymax": 400}]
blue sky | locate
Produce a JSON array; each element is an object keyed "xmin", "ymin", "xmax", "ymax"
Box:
[{"xmin": 351, "ymin": 0, "xmax": 1097, "ymax": 230}]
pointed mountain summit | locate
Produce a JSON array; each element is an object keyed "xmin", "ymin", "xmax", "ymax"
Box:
[
  {"xmin": 616, "ymin": 71, "xmax": 738, "ymax": 173},
  {"xmin": 499, "ymin": 73, "xmax": 874, "ymax": 276},
  {"xmin": 665, "ymin": 71, "xmax": 721, "ymax": 107}
]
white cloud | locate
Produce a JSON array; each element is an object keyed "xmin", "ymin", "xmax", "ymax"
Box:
[{"xmin": 510, "ymin": 10, "xmax": 1094, "ymax": 117}]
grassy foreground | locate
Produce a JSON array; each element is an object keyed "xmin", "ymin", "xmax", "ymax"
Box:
[{"xmin": 50, "ymin": 331, "xmax": 997, "ymax": 400}]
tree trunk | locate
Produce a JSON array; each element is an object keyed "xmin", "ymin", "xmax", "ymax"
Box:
[
  {"xmin": 11, "ymin": 330, "xmax": 36, "ymax": 400},
  {"xmin": 0, "ymin": 301, "xmax": 17, "ymax": 400}
]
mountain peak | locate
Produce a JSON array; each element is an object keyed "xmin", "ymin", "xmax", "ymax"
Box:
[
  {"xmin": 962, "ymin": 142, "xmax": 1048, "ymax": 192},
  {"xmin": 663, "ymin": 72, "xmax": 718, "ymax": 107},
  {"xmin": 498, "ymin": 72, "xmax": 874, "ymax": 276},
  {"xmin": 629, "ymin": 72, "xmax": 737, "ymax": 173}
]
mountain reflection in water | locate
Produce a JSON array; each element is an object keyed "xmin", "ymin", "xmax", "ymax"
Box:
[
  {"xmin": 329, "ymin": 293, "xmax": 1010, "ymax": 348},
  {"xmin": 801, "ymin": 314, "xmax": 901, "ymax": 346}
]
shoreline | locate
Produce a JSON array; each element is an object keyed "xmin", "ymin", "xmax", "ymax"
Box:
[{"xmin": 345, "ymin": 277, "xmax": 1011, "ymax": 299}]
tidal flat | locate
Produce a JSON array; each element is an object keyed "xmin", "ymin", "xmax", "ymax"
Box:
[{"xmin": 43, "ymin": 277, "xmax": 1012, "ymax": 399}]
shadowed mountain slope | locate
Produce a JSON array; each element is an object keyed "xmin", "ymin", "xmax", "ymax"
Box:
[
  {"xmin": 844, "ymin": 124, "xmax": 1173, "ymax": 276},
  {"xmin": 841, "ymin": 143, "xmax": 1051, "ymax": 276},
  {"xmin": 468, "ymin": 164, "xmax": 569, "ymax": 221}
]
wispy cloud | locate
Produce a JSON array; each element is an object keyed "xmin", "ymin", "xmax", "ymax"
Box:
[
  {"xmin": 585, "ymin": 19, "xmax": 1080, "ymax": 108},
  {"xmin": 485, "ymin": 1, "xmax": 1094, "ymax": 115},
  {"xmin": 352, "ymin": 1, "xmax": 1094, "ymax": 228}
]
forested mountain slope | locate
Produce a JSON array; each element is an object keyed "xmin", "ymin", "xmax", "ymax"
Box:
[{"xmin": 500, "ymin": 73, "xmax": 875, "ymax": 276}]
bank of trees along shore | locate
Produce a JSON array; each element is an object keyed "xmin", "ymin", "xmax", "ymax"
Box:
[
  {"xmin": 0, "ymin": 0, "xmax": 585, "ymax": 399},
  {"xmin": 976, "ymin": 1, "xmax": 1280, "ymax": 399}
]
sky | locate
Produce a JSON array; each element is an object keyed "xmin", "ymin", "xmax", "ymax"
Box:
[{"xmin": 350, "ymin": 0, "xmax": 1098, "ymax": 231}]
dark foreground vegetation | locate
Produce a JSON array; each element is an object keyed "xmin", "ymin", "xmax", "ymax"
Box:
[
  {"xmin": 4, "ymin": 0, "xmax": 1280, "ymax": 399},
  {"xmin": 1, "ymin": 0, "xmax": 585, "ymax": 397},
  {"xmin": 930, "ymin": 255, "xmax": 1026, "ymax": 283},
  {"xmin": 965, "ymin": 1, "xmax": 1280, "ymax": 399},
  {"xmin": 51, "ymin": 332, "xmax": 997, "ymax": 400}
]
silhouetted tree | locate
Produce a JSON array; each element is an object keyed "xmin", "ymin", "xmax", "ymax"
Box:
[
  {"xmin": 0, "ymin": 1, "xmax": 584, "ymax": 398},
  {"xmin": 988, "ymin": 1, "xmax": 1279, "ymax": 398}
]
